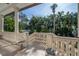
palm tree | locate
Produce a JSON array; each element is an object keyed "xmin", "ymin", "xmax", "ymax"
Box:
[{"xmin": 51, "ymin": 4, "xmax": 58, "ymax": 33}]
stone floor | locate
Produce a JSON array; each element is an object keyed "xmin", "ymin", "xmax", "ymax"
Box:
[
  {"xmin": 0, "ymin": 39, "xmax": 21, "ymax": 56},
  {"xmin": 0, "ymin": 38, "xmax": 58, "ymax": 56},
  {"xmin": 0, "ymin": 44, "xmax": 59, "ymax": 56},
  {"xmin": 15, "ymin": 47, "xmax": 46, "ymax": 56},
  {"xmin": 15, "ymin": 43, "xmax": 59, "ymax": 56},
  {"xmin": 15, "ymin": 43, "xmax": 46, "ymax": 56}
]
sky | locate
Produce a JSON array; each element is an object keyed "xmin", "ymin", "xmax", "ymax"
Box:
[{"xmin": 20, "ymin": 3, "xmax": 77, "ymax": 19}]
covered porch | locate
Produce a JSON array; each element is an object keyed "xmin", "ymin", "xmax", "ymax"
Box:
[
  {"xmin": 0, "ymin": 3, "xmax": 40, "ymax": 56},
  {"xmin": 0, "ymin": 3, "xmax": 79, "ymax": 56},
  {"xmin": 0, "ymin": 3, "xmax": 39, "ymax": 43}
]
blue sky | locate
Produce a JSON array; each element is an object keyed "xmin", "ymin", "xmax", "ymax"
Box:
[{"xmin": 20, "ymin": 3, "xmax": 77, "ymax": 19}]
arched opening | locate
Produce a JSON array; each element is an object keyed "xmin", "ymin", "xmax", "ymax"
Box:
[
  {"xmin": 4, "ymin": 12, "xmax": 15, "ymax": 32},
  {"xmin": 18, "ymin": 3, "xmax": 78, "ymax": 37}
]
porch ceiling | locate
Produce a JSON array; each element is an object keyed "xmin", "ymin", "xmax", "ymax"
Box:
[{"xmin": 0, "ymin": 3, "xmax": 39, "ymax": 16}]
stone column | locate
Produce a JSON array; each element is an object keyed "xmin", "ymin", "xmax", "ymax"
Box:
[
  {"xmin": 0, "ymin": 15, "xmax": 2, "ymax": 32},
  {"xmin": 14, "ymin": 10, "xmax": 19, "ymax": 33},
  {"xmin": 0, "ymin": 15, "xmax": 4, "ymax": 32},
  {"xmin": 78, "ymin": 3, "xmax": 79, "ymax": 37},
  {"xmin": 14, "ymin": 7, "xmax": 20, "ymax": 43}
]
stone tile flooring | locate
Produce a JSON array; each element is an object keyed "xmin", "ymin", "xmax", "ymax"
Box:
[
  {"xmin": 15, "ymin": 47, "xmax": 46, "ymax": 56},
  {"xmin": 0, "ymin": 39, "xmax": 20, "ymax": 56}
]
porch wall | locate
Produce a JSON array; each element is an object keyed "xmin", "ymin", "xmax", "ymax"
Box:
[{"xmin": 0, "ymin": 32, "xmax": 27, "ymax": 44}]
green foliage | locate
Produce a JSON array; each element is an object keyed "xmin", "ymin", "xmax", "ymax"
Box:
[
  {"xmin": 19, "ymin": 16, "xmax": 29, "ymax": 32},
  {"xmin": 19, "ymin": 11, "xmax": 77, "ymax": 37},
  {"xmin": 4, "ymin": 15, "xmax": 14, "ymax": 32},
  {"xmin": 51, "ymin": 4, "xmax": 58, "ymax": 14}
]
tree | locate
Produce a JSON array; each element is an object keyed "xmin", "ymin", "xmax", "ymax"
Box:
[
  {"xmin": 51, "ymin": 4, "xmax": 58, "ymax": 33},
  {"xmin": 18, "ymin": 5, "xmax": 77, "ymax": 37},
  {"xmin": 19, "ymin": 13, "xmax": 29, "ymax": 32}
]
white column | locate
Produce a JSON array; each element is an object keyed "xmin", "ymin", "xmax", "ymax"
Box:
[
  {"xmin": 0, "ymin": 15, "xmax": 2, "ymax": 32},
  {"xmin": 78, "ymin": 4, "xmax": 79, "ymax": 37},
  {"xmin": 2, "ymin": 15, "xmax": 4, "ymax": 32},
  {"xmin": 13, "ymin": 6, "xmax": 20, "ymax": 43},
  {"xmin": 14, "ymin": 10, "xmax": 19, "ymax": 33}
]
